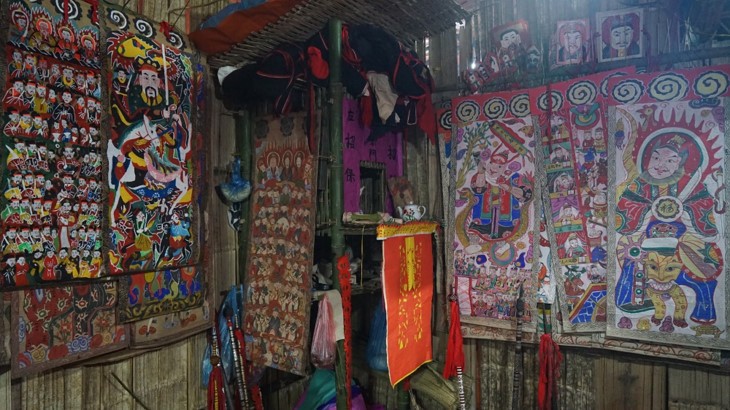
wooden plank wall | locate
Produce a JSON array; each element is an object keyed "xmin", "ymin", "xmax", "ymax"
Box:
[{"xmin": 427, "ymin": 0, "xmax": 730, "ymax": 409}]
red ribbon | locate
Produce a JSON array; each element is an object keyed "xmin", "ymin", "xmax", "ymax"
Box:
[
  {"xmin": 160, "ymin": 21, "xmax": 173, "ymax": 40},
  {"xmin": 87, "ymin": 0, "xmax": 99, "ymax": 24}
]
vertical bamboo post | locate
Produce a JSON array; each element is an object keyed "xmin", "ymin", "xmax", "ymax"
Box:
[
  {"xmin": 328, "ymin": 18, "xmax": 349, "ymax": 410},
  {"xmin": 235, "ymin": 110, "xmax": 252, "ymax": 285}
]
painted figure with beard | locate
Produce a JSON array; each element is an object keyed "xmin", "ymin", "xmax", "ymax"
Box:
[{"xmin": 127, "ymin": 56, "xmax": 176, "ymax": 118}]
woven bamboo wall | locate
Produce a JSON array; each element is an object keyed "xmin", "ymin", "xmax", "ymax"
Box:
[
  {"xmin": 0, "ymin": 0, "xmax": 240, "ymax": 406},
  {"xmin": 426, "ymin": 0, "xmax": 730, "ymax": 409}
]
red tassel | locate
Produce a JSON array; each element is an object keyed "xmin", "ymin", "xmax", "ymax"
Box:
[
  {"xmin": 537, "ymin": 333, "xmax": 563, "ymax": 410},
  {"xmin": 443, "ymin": 300, "xmax": 465, "ymax": 379},
  {"xmin": 251, "ymin": 385, "xmax": 264, "ymax": 410},
  {"xmin": 208, "ymin": 366, "xmax": 226, "ymax": 410}
]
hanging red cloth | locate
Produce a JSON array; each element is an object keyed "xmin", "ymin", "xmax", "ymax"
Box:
[
  {"xmin": 443, "ymin": 299, "xmax": 464, "ymax": 379},
  {"xmin": 537, "ymin": 333, "xmax": 563, "ymax": 410}
]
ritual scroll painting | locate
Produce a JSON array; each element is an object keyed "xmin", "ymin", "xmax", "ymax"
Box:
[
  {"xmin": 118, "ymin": 266, "xmax": 204, "ymax": 322},
  {"xmin": 11, "ymin": 281, "xmax": 128, "ymax": 376},
  {"xmin": 105, "ymin": 6, "xmax": 196, "ymax": 274},
  {"xmin": 1, "ymin": 0, "xmax": 104, "ymax": 287},
  {"xmin": 450, "ymin": 90, "xmax": 539, "ymax": 331},
  {"xmin": 529, "ymin": 69, "xmax": 633, "ymax": 332},
  {"xmin": 244, "ymin": 113, "xmax": 315, "ymax": 376},
  {"xmin": 607, "ymin": 66, "xmax": 730, "ymax": 349}
]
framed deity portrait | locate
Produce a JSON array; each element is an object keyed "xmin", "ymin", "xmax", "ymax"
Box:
[
  {"xmin": 490, "ymin": 19, "xmax": 530, "ymax": 52},
  {"xmin": 552, "ymin": 19, "xmax": 591, "ymax": 68},
  {"xmin": 596, "ymin": 8, "xmax": 644, "ymax": 62}
]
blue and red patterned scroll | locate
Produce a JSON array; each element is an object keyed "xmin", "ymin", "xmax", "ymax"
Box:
[
  {"xmin": 105, "ymin": 6, "xmax": 196, "ymax": 274},
  {"xmin": 244, "ymin": 113, "xmax": 315, "ymax": 376},
  {"xmin": 11, "ymin": 281, "xmax": 128, "ymax": 376},
  {"xmin": 342, "ymin": 99, "xmax": 403, "ymax": 214},
  {"xmin": 118, "ymin": 266, "xmax": 204, "ymax": 323},
  {"xmin": 450, "ymin": 90, "xmax": 539, "ymax": 330},
  {"xmin": 530, "ymin": 69, "xmax": 632, "ymax": 332},
  {"xmin": 607, "ymin": 66, "xmax": 730, "ymax": 349},
  {"xmin": 1, "ymin": 0, "xmax": 104, "ymax": 287},
  {"xmin": 378, "ymin": 222, "xmax": 437, "ymax": 386}
]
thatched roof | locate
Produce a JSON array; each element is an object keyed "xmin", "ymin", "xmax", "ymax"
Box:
[{"xmin": 200, "ymin": 0, "xmax": 470, "ymax": 69}]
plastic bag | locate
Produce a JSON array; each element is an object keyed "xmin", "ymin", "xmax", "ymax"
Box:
[
  {"xmin": 367, "ymin": 299, "xmax": 388, "ymax": 371},
  {"xmin": 311, "ymin": 295, "xmax": 336, "ymax": 368}
]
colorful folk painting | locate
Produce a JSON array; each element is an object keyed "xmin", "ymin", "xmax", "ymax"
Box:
[
  {"xmin": 378, "ymin": 222, "xmax": 436, "ymax": 386},
  {"xmin": 551, "ymin": 19, "xmax": 591, "ymax": 69},
  {"xmin": 118, "ymin": 266, "xmax": 204, "ymax": 323},
  {"xmin": 11, "ymin": 281, "xmax": 128, "ymax": 376},
  {"xmin": 105, "ymin": 7, "xmax": 197, "ymax": 274},
  {"xmin": 7, "ymin": 0, "xmax": 101, "ymax": 68},
  {"xmin": 1, "ymin": 1, "xmax": 104, "ymax": 287},
  {"xmin": 130, "ymin": 303, "xmax": 210, "ymax": 347},
  {"xmin": 244, "ymin": 113, "xmax": 315, "ymax": 376},
  {"xmin": 596, "ymin": 8, "xmax": 643, "ymax": 63},
  {"xmin": 529, "ymin": 70, "xmax": 633, "ymax": 332},
  {"xmin": 607, "ymin": 66, "xmax": 730, "ymax": 349},
  {"xmin": 450, "ymin": 90, "xmax": 538, "ymax": 330},
  {"xmin": 342, "ymin": 99, "xmax": 403, "ymax": 214}
]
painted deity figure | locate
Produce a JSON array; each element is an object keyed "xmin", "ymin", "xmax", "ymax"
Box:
[
  {"xmin": 468, "ymin": 150, "xmax": 532, "ymax": 240},
  {"xmin": 615, "ymin": 132, "xmax": 723, "ymax": 331}
]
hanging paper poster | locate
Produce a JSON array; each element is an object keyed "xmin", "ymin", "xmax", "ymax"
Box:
[
  {"xmin": 450, "ymin": 90, "xmax": 539, "ymax": 330},
  {"xmin": 607, "ymin": 66, "xmax": 730, "ymax": 349},
  {"xmin": 244, "ymin": 113, "xmax": 315, "ymax": 376},
  {"xmin": 596, "ymin": 8, "xmax": 644, "ymax": 63},
  {"xmin": 11, "ymin": 281, "xmax": 128, "ymax": 376},
  {"xmin": 1, "ymin": 1, "xmax": 104, "ymax": 287},
  {"xmin": 342, "ymin": 99, "xmax": 403, "ymax": 214},
  {"xmin": 550, "ymin": 19, "xmax": 591, "ymax": 69},
  {"xmin": 378, "ymin": 222, "xmax": 436, "ymax": 386},
  {"xmin": 118, "ymin": 266, "xmax": 205, "ymax": 323},
  {"xmin": 529, "ymin": 69, "xmax": 633, "ymax": 332},
  {"xmin": 105, "ymin": 6, "xmax": 197, "ymax": 274}
]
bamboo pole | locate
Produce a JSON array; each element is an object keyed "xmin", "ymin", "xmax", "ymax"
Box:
[
  {"xmin": 235, "ymin": 111, "xmax": 252, "ymax": 285},
  {"xmin": 327, "ymin": 18, "xmax": 349, "ymax": 410}
]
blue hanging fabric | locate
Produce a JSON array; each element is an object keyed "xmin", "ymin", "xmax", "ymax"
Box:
[
  {"xmin": 201, "ymin": 285, "xmax": 245, "ymax": 387},
  {"xmin": 366, "ymin": 298, "xmax": 388, "ymax": 372}
]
